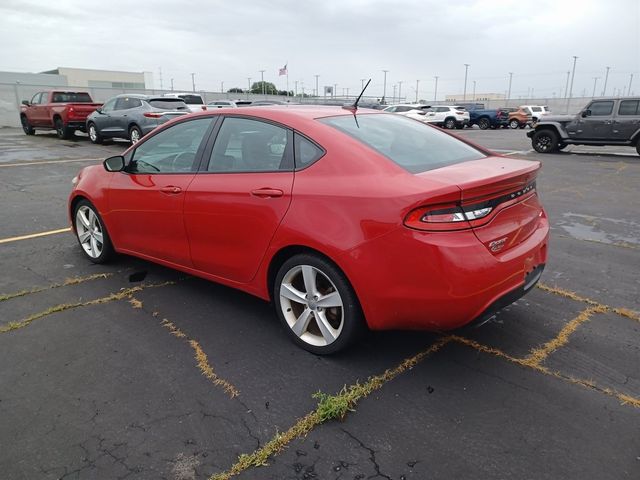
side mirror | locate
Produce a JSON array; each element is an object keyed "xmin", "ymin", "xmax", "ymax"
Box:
[
  {"xmin": 103, "ymin": 155, "xmax": 125, "ymax": 172},
  {"xmin": 21, "ymin": 100, "xmax": 30, "ymax": 106},
  {"xmin": 581, "ymin": 109, "xmax": 591, "ymax": 118},
  {"xmin": 95, "ymin": 108, "xmax": 103, "ymax": 114}
]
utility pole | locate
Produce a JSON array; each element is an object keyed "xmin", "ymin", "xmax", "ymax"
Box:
[
  {"xmin": 170, "ymin": 78, "xmax": 174, "ymax": 91},
  {"xmin": 434, "ymin": 76, "xmax": 439, "ymax": 102},
  {"xmin": 191, "ymin": 73, "xmax": 195, "ymax": 93},
  {"xmin": 392, "ymin": 84, "xmax": 397, "ymax": 103},
  {"xmin": 259, "ymin": 70, "xmax": 266, "ymax": 97},
  {"xmin": 602, "ymin": 66, "xmax": 610, "ymax": 96},
  {"xmin": 346, "ymin": 87, "xmax": 349, "ymax": 98},
  {"xmin": 567, "ymin": 56, "xmax": 578, "ymax": 113},
  {"xmin": 628, "ymin": 74, "xmax": 634, "ymax": 96},
  {"xmin": 507, "ymin": 72, "xmax": 513, "ymax": 101},
  {"xmin": 463, "ymin": 64, "xmax": 470, "ymax": 101},
  {"xmin": 220, "ymin": 81, "xmax": 224, "ymax": 93},
  {"xmin": 294, "ymin": 80, "xmax": 298, "ymax": 97},
  {"xmin": 382, "ymin": 70, "xmax": 389, "ymax": 103},
  {"xmin": 415, "ymin": 79, "xmax": 419, "ymax": 103},
  {"xmin": 564, "ymin": 71, "xmax": 570, "ymax": 99},
  {"xmin": 592, "ymin": 77, "xmax": 599, "ymax": 98},
  {"xmin": 398, "ymin": 80, "xmax": 403, "ymax": 103},
  {"xmin": 334, "ymin": 83, "xmax": 337, "ymax": 98},
  {"xmin": 159, "ymin": 67, "xmax": 163, "ymax": 90},
  {"xmin": 472, "ymin": 80, "xmax": 476, "ymax": 101},
  {"xmin": 314, "ymin": 75, "xmax": 320, "ymax": 98}
]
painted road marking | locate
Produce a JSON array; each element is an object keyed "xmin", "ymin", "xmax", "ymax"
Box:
[
  {"xmin": 0, "ymin": 227, "xmax": 71, "ymax": 244},
  {"xmin": 0, "ymin": 158, "xmax": 102, "ymax": 168}
]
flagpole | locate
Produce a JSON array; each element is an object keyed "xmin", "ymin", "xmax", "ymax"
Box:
[{"xmin": 286, "ymin": 61, "xmax": 289, "ymax": 97}]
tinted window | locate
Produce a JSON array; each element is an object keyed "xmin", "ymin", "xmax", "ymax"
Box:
[
  {"xmin": 531, "ymin": 107, "xmax": 542, "ymax": 112},
  {"xmin": 618, "ymin": 100, "xmax": 639, "ymax": 116},
  {"xmin": 589, "ymin": 101, "xmax": 614, "ymax": 116},
  {"xmin": 320, "ymin": 114, "xmax": 485, "ymax": 173},
  {"xmin": 178, "ymin": 95, "xmax": 204, "ymax": 105},
  {"xmin": 51, "ymin": 92, "xmax": 92, "ymax": 103},
  {"xmin": 129, "ymin": 118, "xmax": 213, "ymax": 174},
  {"xmin": 207, "ymin": 117, "xmax": 290, "ymax": 172},
  {"xmin": 294, "ymin": 133, "xmax": 324, "ymax": 169},
  {"xmin": 148, "ymin": 99, "xmax": 188, "ymax": 110},
  {"xmin": 114, "ymin": 97, "xmax": 142, "ymax": 110}
]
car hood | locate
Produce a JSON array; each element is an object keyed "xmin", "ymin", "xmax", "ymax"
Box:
[{"xmin": 540, "ymin": 114, "xmax": 574, "ymax": 123}]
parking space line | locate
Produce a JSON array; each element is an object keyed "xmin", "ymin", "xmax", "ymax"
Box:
[
  {"xmin": 0, "ymin": 227, "xmax": 71, "ymax": 244},
  {"xmin": 0, "ymin": 158, "xmax": 102, "ymax": 168},
  {"xmin": 0, "ymin": 281, "xmax": 174, "ymax": 334},
  {"xmin": 0, "ymin": 272, "xmax": 112, "ymax": 302},
  {"xmin": 210, "ymin": 337, "xmax": 453, "ymax": 480}
]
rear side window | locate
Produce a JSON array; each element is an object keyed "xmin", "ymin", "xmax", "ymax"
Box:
[
  {"xmin": 294, "ymin": 133, "xmax": 325, "ymax": 170},
  {"xmin": 618, "ymin": 100, "xmax": 639, "ymax": 116},
  {"xmin": 320, "ymin": 114, "xmax": 486, "ymax": 174},
  {"xmin": 589, "ymin": 101, "xmax": 614, "ymax": 116},
  {"xmin": 148, "ymin": 99, "xmax": 189, "ymax": 110},
  {"xmin": 51, "ymin": 92, "xmax": 92, "ymax": 103}
]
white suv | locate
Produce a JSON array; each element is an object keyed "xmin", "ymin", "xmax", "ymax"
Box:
[
  {"xmin": 163, "ymin": 93, "xmax": 208, "ymax": 113},
  {"xmin": 519, "ymin": 105, "xmax": 551, "ymax": 123},
  {"xmin": 421, "ymin": 105, "xmax": 470, "ymax": 129},
  {"xmin": 382, "ymin": 104, "xmax": 429, "ymax": 122}
]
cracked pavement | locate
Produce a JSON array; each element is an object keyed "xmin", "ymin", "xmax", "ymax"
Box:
[{"xmin": 0, "ymin": 128, "xmax": 638, "ymax": 479}]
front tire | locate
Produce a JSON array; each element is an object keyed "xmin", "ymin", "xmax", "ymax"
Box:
[
  {"xmin": 478, "ymin": 118, "xmax": 490, "ymax": 130},
  {"xmin": 444, "ymin": 117, "xmax": 456, "ymax": 130},
  {"xmin": 88, "ymin": 123, "xmax": 103, "ymax": 144},
  {"xmin": 509, "ymin": 119, "xmax": 520, "ymax": 129},
  {"xmin": 532, "ymin": 129, "xmax": 559, "ymax": 153},
  {"xmin": 21, "ymin": 115, "xmax": 35, "ymax": 135},
  {"xmin": 129, "ymin": 125, "xmax": 142, "ymax": 144},
  {"xmin": 73, "ymin": 200, "xmax": 114, "ymax": 264},
  {"xmin": 274, "ymin": 254, "xmax": 364, "ymax": 354}
]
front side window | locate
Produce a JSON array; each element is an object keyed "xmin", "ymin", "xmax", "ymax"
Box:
[
  {"xmin": 588, "ymin": 101, "xmax": 614, "ymax": 116},
  {"xmin": 101, "ymin": 98, "xmax": 117, "ymax": 113},
  {"xmin": 207, "ymin": 117, "xmax": 290, "ymax": 172},
  {"xmin": 129, "ymin": 118, "xmax": 214, "ymax": 174},
  {"xmin": 30, "ymin": 92, "xmax": 43, "ymax": 105},
  {"xmin": 320, "ymin": 113, "xmax": 485, "ymax": 173},
  {"xmin": 618, "ymin": 100, "xmax": 639, "ymax": 116}
]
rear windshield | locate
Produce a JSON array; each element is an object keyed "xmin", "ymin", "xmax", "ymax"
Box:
[
  {"xmin": 320, "ymin": 114, "xmax": 486, "ymax": 173},
  {"xmin": 148, "ymin": 99, "xmax": 189, "ymax": 110},
  {"xmin": 178, "ymin": 95, "xmax": 204, "ymax": 105},
  {"xmin": 51, "ymin": 92, "xmax": 92, "ymax": 103}
]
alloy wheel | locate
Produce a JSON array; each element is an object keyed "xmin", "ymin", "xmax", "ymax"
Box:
[
  {"xmin": 279, "ymin": 265, "xmax": 344, "ymax": 347},
  {"xmin": 89, "ymin": 125, "xmax": 97, "ymax": 142},
  {"xmin": 75, "ymin": 205, "xmax": 104, "ymax": 259},
  {"xmin": 130, "ymin": 128, "xmax": 141, "ymax": 144}
]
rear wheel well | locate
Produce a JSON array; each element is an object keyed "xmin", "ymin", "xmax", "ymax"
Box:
[{"xmin": 52, "ymin": 114, "xmax": 62, "ymax": 123}]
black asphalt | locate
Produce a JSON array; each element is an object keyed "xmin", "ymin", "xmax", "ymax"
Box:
[{"xmin": 1, "ymin": 126, "xmax": 638, "ymax": 480}]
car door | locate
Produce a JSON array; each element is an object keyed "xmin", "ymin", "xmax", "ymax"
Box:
[
  {"xmin": 568, "ymin": 100, "xmax": 614, "ymax": 140},
  {"xmin": 92, "ymin": 98, "xmax": 117, "ymax": 136},
  {"xmin": 611, "ymin": 100, "xmax": 640, "ymax": 141},
  {"xmin": 184, "ymin": 116, "xmax": 294, "ymax": 283},
  {"xmin": 29, "ymin": 92, "xmax": 46, "ymax": 126},
  {"xmin": 108, "ymin": 97, "xmax": 132, "ymax": 137},
  {"xmin": 106, "ymin": 117, "xmax": 216, "ymax": 266}
]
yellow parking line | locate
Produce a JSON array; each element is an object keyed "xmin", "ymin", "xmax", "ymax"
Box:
[
  {"xmin": 0, "ymin": 227, "xmax": 71, "ymax": 244},
  {"xmin": 0, "ymin": 158, "xmax": 102, "ymax": 168}
]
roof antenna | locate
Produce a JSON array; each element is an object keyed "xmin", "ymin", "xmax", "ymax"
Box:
[{"xmin": 343, "ymin": 78, "xmax": 371, "ymax": 112}]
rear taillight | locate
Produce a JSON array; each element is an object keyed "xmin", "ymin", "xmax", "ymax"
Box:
[
  {"xmin": 143, "ymin": 112, "xmax": 164, "ymax": 118},
  {"xmin": 405, "ymin": 203, "xmax": 494, "ymax": 231},
  {"xmin": 201, "ymin": 106, "xmax": 207, "ymax": 111},
  {"xmin": 455, "ymin": 110, "xmax": 465, "ymax": 115}
]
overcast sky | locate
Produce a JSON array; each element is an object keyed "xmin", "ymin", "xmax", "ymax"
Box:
[{"xmin": 1, "ymin": 0, "xmax": 638, "ymax": 100}]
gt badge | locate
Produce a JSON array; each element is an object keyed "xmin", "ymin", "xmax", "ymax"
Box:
[{"xmin": 489, "ymin": 237, "xmax": 508, "ymax": 252}]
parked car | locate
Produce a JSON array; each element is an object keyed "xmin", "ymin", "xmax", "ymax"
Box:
[
  {"xmin": 458, "ymin": 103, "xmax": 509, "ymax": 129},
  {"xmin": 86, "ymin": 94, "xmax": 190, "ymax": 144},
  {"xmin": 69, "ymin": 107, "xmax": 549, "ymax": 354},
  {"xmin": 527, "ymin": 97, "xmax": 640, "ymax": 154},
  {"xmin": 20, "ymin": 91, "xmax": 102, "ymax": 139},
  {"xmin": 382, "ymin": 104, "xmax": 430, "ymax": 122},
  {"xmin": 163, "ymin": 93, "xmax": 208, "ymax": 112},
  {"xmin": 504, "ymin": 107, "xmax": 533, "ymax": 129},
  {"xmin": 520, "ymin": 105, "xmax": 551, "ymax": 124},
  {"xmin": 207, "ymin": 100, "xmax": 238, "ymax": 108},
  {"xmin": 421, "ymin": 105, "xmax": 470, "ymax": 129}
]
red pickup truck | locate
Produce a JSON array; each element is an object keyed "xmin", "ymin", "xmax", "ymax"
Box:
[{"xmin": 20, "ymin": 91, "xmax": 102, "ymax": 139}]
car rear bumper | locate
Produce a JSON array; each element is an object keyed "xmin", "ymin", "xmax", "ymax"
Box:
[{"xmin": 340, "ymin": 213, "xmax": 549, "ymax": 331}]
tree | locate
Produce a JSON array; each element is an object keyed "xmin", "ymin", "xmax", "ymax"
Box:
[
  {"xmin": 251, "ymin": 81, "xmax": 277, "ymax": 94},
  {"xmin": 227, "ymin": 87, "xmax": 244, "ymax": 93}
]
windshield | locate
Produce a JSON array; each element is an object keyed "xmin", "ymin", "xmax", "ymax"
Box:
[
  {"xmin": 320, "ymin": 113, "xmax": 486, "ymax": 173},
  {"xmin": 178, "ymin": 95, "xmax": 204, "ymax": 105},
  {"xmin": 51, "ymin": 92, "xmax": 93, "ymax": 103}
]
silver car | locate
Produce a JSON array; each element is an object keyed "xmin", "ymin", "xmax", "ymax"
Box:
[{"xmin": 86, "ymin": 94, "xmax": 189, "ymax": 144}]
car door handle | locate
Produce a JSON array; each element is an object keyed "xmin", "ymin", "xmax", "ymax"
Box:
[
  {"xmin": 160, "ymin": 186, "xmax": 182, "ymax": 194},
  {"xmin": 251, "ymin": 188, "xmax": 284, "ymax": 198}
]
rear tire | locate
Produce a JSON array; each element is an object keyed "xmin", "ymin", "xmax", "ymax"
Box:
[
  {"xmin": 444, "ymin": 117, "xmax": 456, "ymax": 130},
  {"xmin": 54, "ymin": 118, "xmax": 72, "ymax": 139},
  {"xmin": 21, "ymin": 115, "xmax": 35, "ymax": 135},
  {"xmin": 532, "ymin": 129, "xmax": 559, "ymax": 153},
  {"xmin": 273, "ymin": 253, "xmax": 365, "ymax": 354},
  {"xmin": 88, "ymin": 123, "xmax": 103, "ymax": 144},
  {"xmin": 129, "ymin": 125, "xmax": 142, "ymax": 144},
  {"xmin": 478, "ymin": 118, "xmax": 490, "ymax": 130},
  {"xmin": 509, "ymin": 119, "xmax": 520, "ymax": 129}
]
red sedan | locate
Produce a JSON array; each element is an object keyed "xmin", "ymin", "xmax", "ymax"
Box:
[{"xmin": 69, "ymin": 106, "xmax": 549, "ymax": 354}]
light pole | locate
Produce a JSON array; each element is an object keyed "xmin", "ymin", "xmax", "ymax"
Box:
[
  {"xmin": 628, "ymin": 73, "xmax": 634, "ymax": 96},
  {"xmin": 564, "ymin": 71, "xmax": 570, "ymax": 99},
  {"xmin": 434, "ymin": 76, "xmax": 439, "ymax": 102},
  {"xmin": 314, "ymin": 75, "xmax": 320, "ymax": 98},
  {"xmin": 247, "ymin": 77, "xmax": 251, "ymax": 100},
  {"xmin": 602, "ymin": 66, "xmax": 610, "ymax": 96},
  {"xmin": 592, "ymin": 77, "xmax": 599, "ymax": 98},
  {"xmin": 463, "ymin": 64, "xmax": 470, "ymax": 101},
  {"xmin": 567, "ymin": 56, "xmax": 578, "ymax": 112},
  {"xmin": 334, "ymin": 83, "xmax": 337, "ymax": 98},
  {"xmin": 398, "ymin": 80, "xmax": 403, "ymax": 103},
  {"xmin": 170, "ymin": 78, "xmax": 174, "ymax": 91},
  {"xmin": 472, "ymin": 80, "xmax": 476, "ymax": 101},
  {"xmin": 415, "ymin": 79, "xmax": 419, "ymax": 103},
  {"xmin": 220, "ymin": 81, "xmax": 224, "ymax": 93},
  {"xmin": 382, "ymin": 70, "xmax": 389, "ymax": 103},
  {"xmin": 346, "ymin": 87, "xmax": 349, "ymax": 98},
  {"xmin": 191, "ymin": 73, "xmax": 196, "ymax": 93},
  {"xmin": 294, "ymin": 80, "xmax": 298, "ymax": 97},
  {"xmin": 392, "ymin": 84, "xmax": 397, "ymax": 103},
  {"xmin": 507, "ymin": 72, "xmax": 513, "ymax": 101},
  {"xmin": 259, "ymin": 70, "xmax": 266, "ymax": 97}
]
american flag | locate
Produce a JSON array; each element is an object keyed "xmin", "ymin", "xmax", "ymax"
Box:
[{"xmin": 279, "ymin": 64, "xmax": 288, "ymax": 76}]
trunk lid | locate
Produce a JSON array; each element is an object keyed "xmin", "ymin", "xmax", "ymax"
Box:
[{"xmin": 418, "ymin": 156, "xmax": 543, "ymax": 254}]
